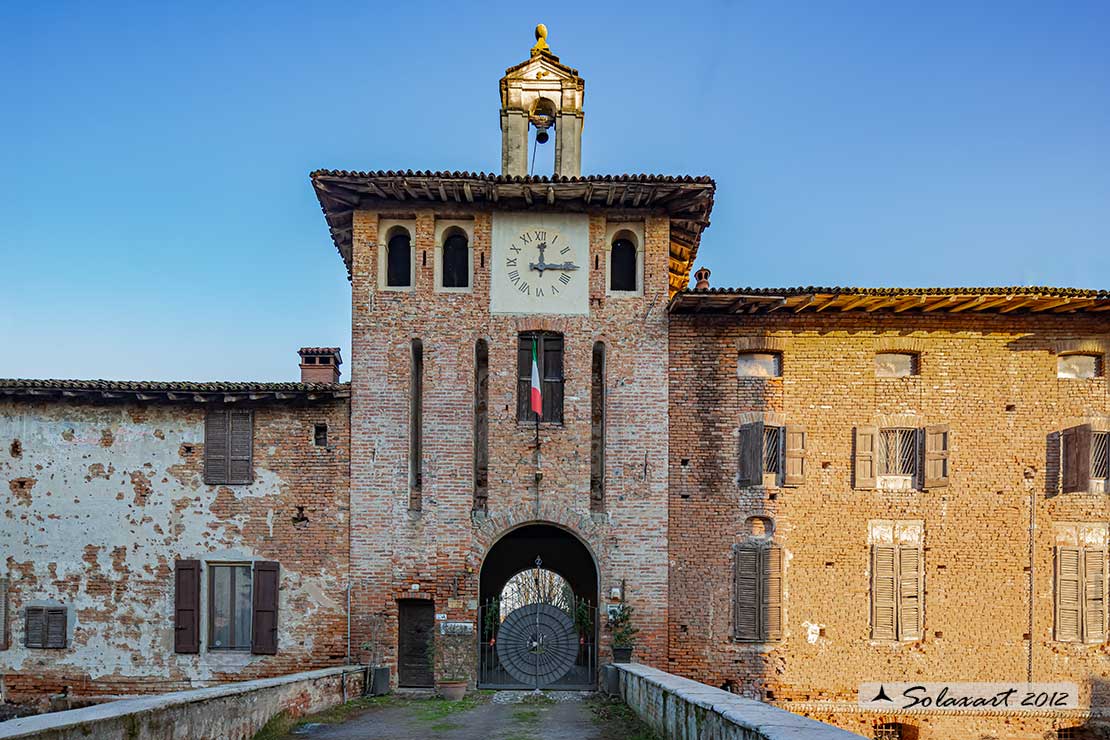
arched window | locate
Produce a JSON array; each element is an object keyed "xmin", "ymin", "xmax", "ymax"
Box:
[
  {"xmin": 386, "ymin": 228, "xmax": 412, "ymax": 287},
  {"xmin": 610, "ymin": 236, "xmax": 637, "ymax": 292},
  {"xmin": 442, "ymin": 230, "xmax": 469, "ymax": 288}
]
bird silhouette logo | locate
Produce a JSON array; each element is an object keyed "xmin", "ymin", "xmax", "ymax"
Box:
[{"xmin": 871, "ymin": 685, "xmax": 893, "ymax": 702}]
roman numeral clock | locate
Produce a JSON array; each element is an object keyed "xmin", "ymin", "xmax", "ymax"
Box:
[{"xmin": 491, "ymin": 213, "xmax": 590, "ymax": 315}]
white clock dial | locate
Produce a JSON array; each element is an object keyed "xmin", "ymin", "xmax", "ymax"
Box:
[{"xmin": 504, "ymin": 228, "xmax": 581, "ymax": 299}]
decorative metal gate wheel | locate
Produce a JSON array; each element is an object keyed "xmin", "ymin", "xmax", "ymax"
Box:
[{"xmin": 495, "ymin": 602, "xmax": 578, "ymax": 687}]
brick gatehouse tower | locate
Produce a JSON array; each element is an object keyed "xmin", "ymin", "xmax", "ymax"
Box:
[{"xmin": 312, "ymin": 25, "xmax": 709, "ymax": 692}]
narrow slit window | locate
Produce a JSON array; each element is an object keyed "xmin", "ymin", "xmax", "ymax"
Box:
[
  {"xmin": 410, "ymin": 340, "xmax": 424, "ymax": 509},
  {"xmin": 473, "ymin": 339, "xmax": 489, "ymax": 512},
  {"xmin": 590, "ymin": 342, "xmax": 605, "ymax": 511},
  {"xmin": 314, "ymin": 423, "xmax": 328, "ymax": 447}
]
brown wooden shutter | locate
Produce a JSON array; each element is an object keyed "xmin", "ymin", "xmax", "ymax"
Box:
[
  {"xmin": 764, "ymin": 546, "xmax": 783, "ymax": 641},
  {"xmin": 204, "ymin": 410, "xmax": 229, "ymax": 484},
  {"xmin": 898, "ymin": 547, "xmax": 923, "ymax": 640},
  {"xmin": 734, "ymin": 547, "xmax": 760, "ymax": 640},
  {"xmin": 24, "ymin": 607, "xmax": 46, "ymax": 648},
  {"xmin": 923, "ymin": 424, "xmax": 950, "ymax": 489},
  {"xmin": 738, "ymin": 422, "xmax": 763, "ymax": 487},
  {"xmin": 855, "ymin": 426, "xmax": 878, "ymax": 489},
  {"xmin": 0, "ymin": 576, "xmax": 8, "ymax": 650},
  {"xmin": 871, "ymin": 545, "xmax": 897, "ymax": 640},
  {"xmin": 1082, "ymin": 548, "xmax": 1106, "ymax": 643},
  {"xmin": 228, "ymin": 410, "xmax": 253, "ymax": 485},
  {"xmin": 1062, "ymin": 425, "xmax": 1092, "ymax": 493},
  {"xmin": 542, "ymin": 335, "xmax": 564, "ymax": 424},
  {"xmin": 517, "ymin": 335, "xmax": 532, "ymax": 422},
  {"xmin": 174, "ymin": 560, "xmax": 201, "ymax": 654},
  {"xmin": 1055, "ymin": 547, "xmax": 1082, "ymax": 642},
  {"xmin": 45, "ymin": 608, "xmax": 67, "ymax": 649},
  {"xmin": 251, "ymin": 561, "xmax": 279, "ymax": 655},
  {"xmin": 783, "ymin": 426, "xmax": 806, "ymax": 487}
]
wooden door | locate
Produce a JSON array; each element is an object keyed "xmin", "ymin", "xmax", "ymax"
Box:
[{"xmin": 398, "ymin": 600, "xmax": 434, "ymax": 687}]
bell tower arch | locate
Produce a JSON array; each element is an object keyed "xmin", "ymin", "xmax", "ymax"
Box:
[{"xmin": 499, "ymin": 24, "xmax": 585, "ymax": 178}]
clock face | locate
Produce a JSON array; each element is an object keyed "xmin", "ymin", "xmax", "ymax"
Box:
[
  {"xmin": 491, "ymin": 213, "xmax": 589, "ymax": 315},
  {"xmin": 503, "ymin": 228, "xmax": 580, "ymax": 300}
]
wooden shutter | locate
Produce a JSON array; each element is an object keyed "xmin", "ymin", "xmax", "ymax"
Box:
[
  {"xmin": 855, "ymin": 426, "xmax": 878, "ymax": 489},
  {"xmin": 251, "ymin": 561, "xmax": 280, "ymax": 655},
  {"xmin": 764, "ymin": 546, "xmax": 783, "ymax": 641},
  {"xmin": 204, "ymin": 410, "xmax": 229, "ymax": 484},
  {"xmin": 24, "ymin": 607, "xmax": 45, "ymax": 648},
  {"xmin": 1062, "ymin": 425, "xmax": 1092, "ymax": 493},
  {"xmin": 783, "ymin": 426, "xmax": 806, "ymax": 487},
  {"xmin": 1082, "ymin": 548, "xmax": 1106, "ymax": 643},
  {"xmin": 738, "ymin": 422, "xmax": 763, "ymax": 487},
  {"xmin": 228, "ymin": 410, "xmax": 253, "ymax": 485},
  {"xmin": 897, "ymin": 547, "xmax": 923, "ymax": 640},
  {"xmin": 517, "ymin": 336, "xmax": 532, "ymax": 422},
  {"xmin": 923, "ymin": 424, "xmax": 950, "ymax": 489},
  {"xmin": 871, "ymin": 545, "xmax": 897, "ymax": 640},
  {"xmin": 174, "ymin": 560, "xmax": 201, "ymax": 654},
  {"xmin": 734, "ymin": 547, "xmax": 760, "ymax": 640},
  {"xmin": 1055, "ymin": 547, "xmax": 1082, "ymax": 642},
  {"xmin": 542, "ymin": 335, "xmax": 564, "ymax": 424},
  {"xmin": 45, "ymin": 608, "xmax": 67, "ymax": 648}
]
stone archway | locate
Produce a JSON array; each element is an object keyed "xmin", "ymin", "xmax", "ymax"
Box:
[{"xmin": 476, "ymin": 522, "xmax": 600, "ymax": 689}]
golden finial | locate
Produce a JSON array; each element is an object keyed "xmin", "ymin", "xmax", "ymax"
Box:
[{"xmin": 531, "ymin": 23, "xmax": 550, "ymax": 55}]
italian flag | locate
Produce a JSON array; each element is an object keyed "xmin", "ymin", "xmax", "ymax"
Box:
[{"xmin": 530, "ymin": 339, "xmax": 542, "ymax": 416}]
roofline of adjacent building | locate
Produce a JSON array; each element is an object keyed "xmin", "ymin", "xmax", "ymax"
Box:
[
  {"xmin": 668, "ymin": 286, "xmax": 1110, "ymax": 315},
  {"xmin": 0, "ymin": 379, "xmax": 351, "ymax": 403}
]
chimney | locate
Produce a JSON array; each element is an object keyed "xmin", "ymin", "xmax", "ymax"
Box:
[
  {"xmin": 298, "ymin": 347, "xmax": 342, "ymax": 384},
  {"xmin": 693, "ymin": 267, "xmax": 711, "ymax": 291}
]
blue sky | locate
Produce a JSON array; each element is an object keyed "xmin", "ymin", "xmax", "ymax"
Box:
[{"xmin": 2, "ymin": 1, "xmax": 1107, "ymax": 381}]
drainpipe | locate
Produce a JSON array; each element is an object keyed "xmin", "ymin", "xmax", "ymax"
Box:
[{"xmin": 1025, "ymin": 467, "xmax": 1036, "ymax": 683}]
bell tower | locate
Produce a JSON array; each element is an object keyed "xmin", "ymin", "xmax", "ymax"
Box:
[{"xmin": 499, "ymin": 25, "xmax": 585, "ymax": 178}]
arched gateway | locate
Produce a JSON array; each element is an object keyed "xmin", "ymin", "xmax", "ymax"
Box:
[{"xmin": 477, "ymin": 523, "xmax": 599, "ymax": 689}]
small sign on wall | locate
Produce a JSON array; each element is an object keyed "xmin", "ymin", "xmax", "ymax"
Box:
[{"xmin": 441, "ymin": 621, "xmax": 474, "ymax": 635}]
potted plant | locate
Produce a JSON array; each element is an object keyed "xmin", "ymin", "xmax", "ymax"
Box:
[
  {"xmin": 606, "ymin": 604, "xmax": 639, "ymax": 664},
  {"xmin": 427, "ymin": 629, "xmax": 472, "ymax": 700}
]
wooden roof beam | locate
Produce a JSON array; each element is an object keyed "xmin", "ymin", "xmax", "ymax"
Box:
[
  {"xmin": 893, "ymin": 296, "xmax": 928, "ymax": 313},
  {"xmin": 1030, "ymin": 297, "xmax": 1072, "ymax": 312},
  {"xmin": 999, "ymin": 297, "xmax": 1038, "ymax": 313},
  {"xmin": 948, "ymin": 296, "xmax": 987, "ymax": 313},
  {"xmin": 814, "ymin": 295, "xmax": 842, "ymax": 312},
  {"xmin": 922, "ymin": 296, "xmax": 960, "ymax": 313},
  {"xmin": 792, "ymin": 295, "xmax": 818, "ymax": 313},
  {"xmin": 840, "ymin": 295, "xmax": 878, "ymax": 312}
]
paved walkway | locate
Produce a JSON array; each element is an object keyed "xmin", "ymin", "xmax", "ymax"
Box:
[{"xmin": 282, "ymin": 692, "xmax": 656, "ymax": 740}]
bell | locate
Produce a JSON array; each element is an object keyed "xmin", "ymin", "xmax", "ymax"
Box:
[{"xmin": 534, "ymin": 123, "xmax": 550, "ymax": 144}]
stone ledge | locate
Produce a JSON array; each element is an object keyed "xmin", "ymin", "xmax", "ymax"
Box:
[
  {"xmin": 614, "ymin": 662, "xmax": 865, "ymax": 740},
  {"xmin": 0, "ymin": 665, "xmax": 364, "ymax": 740}
]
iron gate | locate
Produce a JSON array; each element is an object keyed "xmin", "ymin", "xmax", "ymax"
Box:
[{"xmin": 477, "ymin": 595, "xmax": 597, "ymax": 689}]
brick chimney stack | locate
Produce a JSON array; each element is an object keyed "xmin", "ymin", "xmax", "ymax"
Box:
[{"xmin": 298, "ymin": 347, "xmax": 342, "ymax": 384}]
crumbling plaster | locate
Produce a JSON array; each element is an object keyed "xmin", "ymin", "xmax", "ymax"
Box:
[{"xmin": 1, "ymin": 401, "xmax": 346, "ymax": 686}]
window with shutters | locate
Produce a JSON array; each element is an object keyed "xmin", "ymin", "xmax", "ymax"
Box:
[
  {"xmin": 208, "ymin": 564, "xmax": 252, "ymax": 650},
  {"xmin": 733, "ymin": 544, "xmax": 783, "ymax": 642},
  {"xmin": 856, "ymin": 425, "xmax": 949, "ymax": 491},
  {"xmin": 24, "ymin": 606, "xmax": 67, "ymax": 649},
  {"xmin": 517, "ymin": 332, "xmax": 564, "ymax": 424},
  {"xmin": 1062, "ymin": 426, "xmax": 1110, "ymax": 494},
  {"xmin": 739, "ymin": 422, "xmax": 805, "ymax": 487},
  {"xmin": 871, "ymin": 544, "xmax": 924, "ymax": 641},
  {"xmin": 1054, "ymin": 546, "xmax": 1108, "ymax": 643},
  {"xmin": 204, "ymin": 409, "xmax": 253, "ymax": 485}
]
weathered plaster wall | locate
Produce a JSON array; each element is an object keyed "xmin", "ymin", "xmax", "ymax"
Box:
[
  {"xmin": 668, "ymin": 312, "xmax": 1109, "ymax": 740},
  {"xmin": 1, "ymin": 399, "xmax": 350, "ymax": 701}
]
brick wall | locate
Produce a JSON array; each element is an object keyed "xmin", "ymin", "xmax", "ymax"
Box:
[
  {"xmin": 348, "ymin": 206, "xmax": 673, "ymax": 680},
  {"xmin": 1, "ymin": 398, "xmax": 350, "ymax": 702},
  {"xmin": 667, "ymin": 312, "xmax": 1109, "ymax": 739}
]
